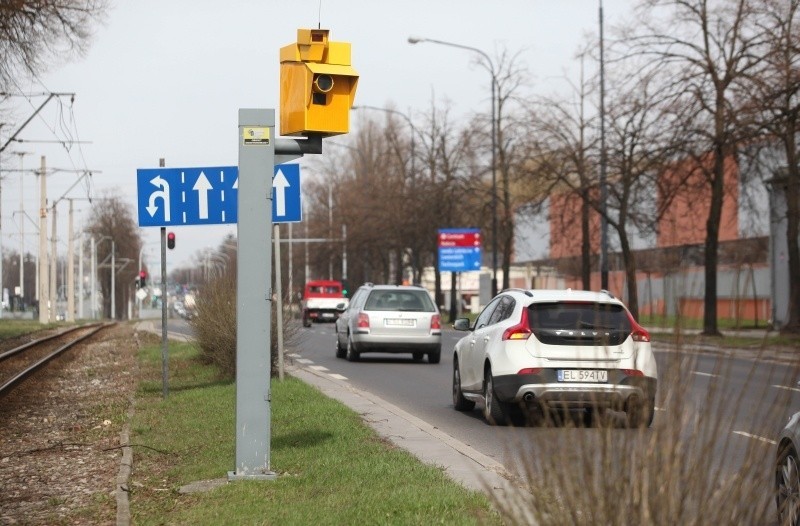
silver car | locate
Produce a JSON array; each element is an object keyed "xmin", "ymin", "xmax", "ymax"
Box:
[
  {"xmin": 777, "ymin": 411, "xmax": 800, "ymax": 525},
  {"xmin": 335, "ymin": 284, "xmax": 442, "ymax": 363}
]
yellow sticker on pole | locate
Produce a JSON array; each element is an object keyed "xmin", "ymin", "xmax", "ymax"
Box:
[{"xmin": 243, "ymin": 126, "xmax": 270, "ymax": 145}]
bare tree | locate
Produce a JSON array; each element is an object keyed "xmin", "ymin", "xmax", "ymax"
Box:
[
  {"xmin": 520, "ymin": 56, "xmax": 597, "ymax": 289},
  {"xmin": 627, "ymin": 0, "xmax": 765, "ymax": 335},
  {"xmin": 83, "ymin": 192, "xmax": 142, "ymax": 319},
  {"xmin": 0, "ymin": 0, "xmax": 108, "ymax": 90}
]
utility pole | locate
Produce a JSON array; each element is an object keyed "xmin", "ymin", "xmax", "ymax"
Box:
[
  {"xmin": 13, "ymin": 151, "xmax": 32, "ymax": 307},
  {"xmin": 38, "ymin": 156, "xmax": 48, "ymax": 324},
  {"xmin": 50, "ymin": 201, "xmax": 57, "ymax": 321},
  {"xmin": 67, "ymin": 200, "xmax": 75, "ymax": 322}
]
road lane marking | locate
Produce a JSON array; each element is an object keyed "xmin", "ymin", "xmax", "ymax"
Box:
[
  {"xmin": 773, "ymin": 384, "xmax": 800, "ymax": 393},
  {"xmin": 732, "ymin": 431, "xmax": 777, "ymax": 445},
  {"xmin": 287, "ymin": 353, "xmax": 301, "ymax": 358},
  {"xmin": 295, "ymin": 358, "xmax": 314, "ymax": 365},
  {"xmin": 329, "ymin": 374, "xmax": 348, "ymax": 381},
  {"xmin": 693, "ymin": 371, "xmax": 718, "ymax": 378},
  {"xmin": 309, "ymin": 365, "xmax": 329, "ymax": 372}
]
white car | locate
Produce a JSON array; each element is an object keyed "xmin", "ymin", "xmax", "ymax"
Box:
[
  {"xmin": 776, "ymin": 411, "xmax": 800, "ymax": 525},
  {"xmin": 452, "ymin": 288, "xmax": 658, "ymax": 427},
  {"xmin": 335, "ymin": 283, "xmax": 442, "ymax": 363}
]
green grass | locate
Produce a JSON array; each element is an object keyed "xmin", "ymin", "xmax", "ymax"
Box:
[
  {"xmin": 131, "ymin": 342, "xmax": 499, "ymax": 525},
  {"xmin": 0, "ymin": 318, "xmax": 60, "ymax": 338}
]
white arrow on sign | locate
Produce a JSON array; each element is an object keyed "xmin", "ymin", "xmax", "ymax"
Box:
[
  {"xmin": 147, "ymin": 176, "xmax": 171, "ymax": 221},
  {"xmin": 273, "ymin": 168, "xmax": 290, "ymax": 217},
  {"xmin": 193, "ymin": 171, "xmax": 213, "ymax": 219}
]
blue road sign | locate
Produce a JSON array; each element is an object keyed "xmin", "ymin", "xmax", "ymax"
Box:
[
  {"xmin": 438, "ymin": 246, "xmax": 482, "ymax": 272},
  {"xmin": 271, "ymin": 164, "xmax": 301, "ymax": 223},
  {"xmin": 137, "ymin": 164, "xmax": 302, "ymax": 227},
  {"xmin": 437, "ymin": 228, "xmax": 482, "ymax": 272}
]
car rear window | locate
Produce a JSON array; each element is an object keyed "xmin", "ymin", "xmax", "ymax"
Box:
[
  {"xmin": 364, "ymin": 290, "xmax": 436, "ymax": 312},
  {"xmin": 528, "ymin": 302, "xmax": 631, "ymax": 332}
]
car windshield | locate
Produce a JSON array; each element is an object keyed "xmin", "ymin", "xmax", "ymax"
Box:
[
  {"xmin": 364, "ymin": 290, "xmax": 436, "ymax": 312},
  {"xmin": 528, "ymin": 302, "xmax": 631, "ymax": 332}
]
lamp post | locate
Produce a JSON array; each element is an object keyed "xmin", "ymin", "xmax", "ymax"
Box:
[{"xmin": 408, "ymin": 36, "xmax": 498, "ymax": 297}]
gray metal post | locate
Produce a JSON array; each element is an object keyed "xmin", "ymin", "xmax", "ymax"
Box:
[
  {"xmin": 160, "ymin": 158, "xmax": 169, "ymax": 399},
  {"xmin": 229, "ymin": 109, "xmax": 277, "ymax": 481},
  {"xmin": 275, "ymin": 224, "xmax": 284, "ymax": 380}
]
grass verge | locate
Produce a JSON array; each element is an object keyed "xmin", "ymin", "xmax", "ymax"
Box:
[
  {"xmin": 0, "ymin": 319, "xmax": 59, "ymax": 339},
  {"xmin": 130, "ymin": 339, "xmax": 499, "ymax": 525}
]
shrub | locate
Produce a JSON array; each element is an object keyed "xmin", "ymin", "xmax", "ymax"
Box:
[
  {"xmin": 190, "ymin": 270, "xmax": 297, "ymax": 380},
  {"xmin": 486, "ymin": 339, "xmax": 797, "ymax": 525}
]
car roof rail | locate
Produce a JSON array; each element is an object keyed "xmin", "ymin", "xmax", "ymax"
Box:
[{"xmin": 502, "ymin": 288, "xmax": 533, "ymax": 297}]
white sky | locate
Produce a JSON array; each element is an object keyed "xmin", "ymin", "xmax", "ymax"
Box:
[{"xmin": 3, "ymin": 0, "xmax": 634, "ymax": 274}]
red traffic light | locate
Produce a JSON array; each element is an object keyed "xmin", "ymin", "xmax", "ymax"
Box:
[
  {"xmin": 139, "ymin": 270, "xmax": 147, "ymax": 287},
  {"xmin": 167, "ymin": 232, "xmax": 176, "ymax": 250}
]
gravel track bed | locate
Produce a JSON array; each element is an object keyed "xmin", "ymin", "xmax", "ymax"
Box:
[{"xmin": 0, "ymin": 324, "xmax": 143, "ymax": 525}]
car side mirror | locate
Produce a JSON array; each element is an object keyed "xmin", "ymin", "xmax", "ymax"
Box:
[
  {"xmin": 336, "ymin": 302, "xmax": 347, "ymax": 312},
  {"xmin": 453, "ymin": 318, "xmax": 471, "ymax": 331}
]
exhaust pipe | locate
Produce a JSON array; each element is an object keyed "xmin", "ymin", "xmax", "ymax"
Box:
[{"xmin": 523, "ymin": 392, "xmax": 535, "ymax": 403}]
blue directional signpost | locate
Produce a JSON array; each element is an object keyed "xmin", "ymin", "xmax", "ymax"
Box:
[
  {"xmin": 136, "ymin": 164, "xmax": 302, "ymax": 227},
  {"xmin": 438, "ymin": 228, "xmax": 482, "ymax": 272}
]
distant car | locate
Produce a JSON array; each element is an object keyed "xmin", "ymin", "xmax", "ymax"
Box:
[
  {"xmin": 335, "ymin": 283, "xmax": 441, "ymax": 363},
  {"xmin": 451, "ymin": 288, "xmax": 658, "ymax": 427},
  {"xmin": 302, "ymin": 279, "xmax": 348, "ymax": 327},
  {"xmin": 776, "ymin": 411, "xmax": 800, "ymax": 525}
]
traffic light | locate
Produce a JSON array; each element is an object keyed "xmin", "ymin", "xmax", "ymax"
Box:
[
  {"xmin": 167, "ymin": 231, "xmax": 175, "ymax": 250},
  {"xmin": 280, "ymin": 28, "xmax": 359, "ymax": 137},
  {"xmin": 341, "ymin": 279, "xmax": 350, "ymax": 298},
  {"xmin": 139, "ymin": 270, "xmax": 147, "ymax": 288}
]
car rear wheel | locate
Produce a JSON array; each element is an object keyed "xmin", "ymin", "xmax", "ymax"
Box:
[
  {"xmin": 345, "ymin": 336, "xmax": 359, "ymax": 362},
  {"xmin": 428, "ymin": 348, "xmax": 441, "ymax": 364},
  {"xmin": 302, "ymin": 312, "xmax": 311, "ymax": 328},
  {"xmin": 777, "ymin": 442, "xmax": 800, "ymax": 526},
  {"xmin": 625, "ymin": 396, "xmax": 655, "ymax": 428},
  {"xmin": 452, "ymin": 359, "xmax": 475, "ymax": 411},
  {"xmin": 335, "ymin": 333, "xmax": 346, "ymax": 359},
  {"xmin": 483, "ymin": 368, "xmax": 507, "ymax": 426}
]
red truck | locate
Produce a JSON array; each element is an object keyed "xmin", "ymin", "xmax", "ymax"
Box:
[{"xmin": 301, "ymin": 280, "xmax": 348, "ymax": 327}]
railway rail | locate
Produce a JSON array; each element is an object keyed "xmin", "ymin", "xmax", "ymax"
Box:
[{"xmin": 0, "ymin": 322, "xmax": 114, "ymax": 397}]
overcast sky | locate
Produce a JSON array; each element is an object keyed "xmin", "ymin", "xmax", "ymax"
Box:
[{"xmin": 3, "ymin": 0, "xmax": 634, "ymax": 276}]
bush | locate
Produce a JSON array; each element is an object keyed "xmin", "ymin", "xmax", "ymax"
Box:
[
  {"xmin": 190, "ymin": 270, "xmax": 297, "ymax": 380},
  {"xmin": 486, "ymin": 342, "xmax": 797, "ymax": 525}
]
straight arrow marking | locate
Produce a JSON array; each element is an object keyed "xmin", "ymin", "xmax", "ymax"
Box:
[
  {"xmin": 193, "ymin": 171, "xmax": 213, "ymax": 220},
  {"xmin": 273, "ymin": 169, "xmax": 290, "ymax": 217}
]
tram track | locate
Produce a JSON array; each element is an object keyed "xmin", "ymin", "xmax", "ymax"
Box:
[{"xmin": 0, "ymin": 322, "xmax": 115, "ymax": 397}]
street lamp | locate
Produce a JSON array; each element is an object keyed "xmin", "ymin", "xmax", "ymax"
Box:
[{"xmin": 407, "ymin": 36, "xmax": 498, "ymax": 297}]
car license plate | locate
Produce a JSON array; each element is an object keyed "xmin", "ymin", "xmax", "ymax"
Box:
[
  {"xmin": 385, "ymin": 318, "xmax": 415, "ymax": 327},
  {"xmin": 321, "ymin": 312, "xmax": 334, "ymax": 318},
  {"xmin": 558, "ymin": 369, "xmax": 608, "ymax": 383}
]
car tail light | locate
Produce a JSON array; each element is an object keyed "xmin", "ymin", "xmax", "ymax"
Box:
[
  {"xmin": 625, "ymin": 311, "xmax": 651, "ymax": 342},
  {"xmin": 518, "ymin": 367, "xmax": 542, "ymax": 375},
  {"xmin": 430, "ymin": 314, "xmax": 441, "ymax": 330},
  {"xmin": 357, "ymin": 312, "xmax": 370, "ymax": 329},
  {"xmin": 502, "ymin": 308, "xmax": 531, "ymax": 341},
  {"xmin": 622, "ymin": 369, "xmax": 644, "ymax": 377},
  {"xmin": 631, "ymin": 324, "xmax": 650, "ymax": 342}
]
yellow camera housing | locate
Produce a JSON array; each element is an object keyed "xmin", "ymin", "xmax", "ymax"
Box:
[{"xmin": 280, "ymin": 29, "xmax": 359, "ymax": 137}]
